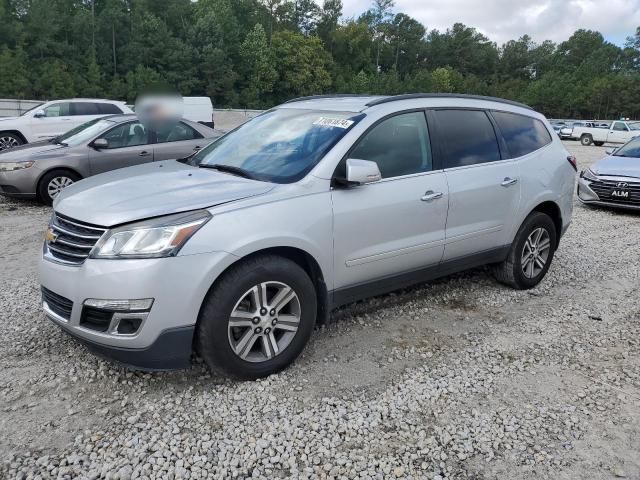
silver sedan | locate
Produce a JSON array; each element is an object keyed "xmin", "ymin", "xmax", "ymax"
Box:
[
  {"xmin": 578, "ymin": 137, "xmax": 640, "ymax": 210},
  {"xmin": 0, "ymin": 114, "xmax": 222, "ymax": 204}
]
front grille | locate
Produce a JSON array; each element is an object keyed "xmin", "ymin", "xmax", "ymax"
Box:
[
  {"xmin": 589, "ymin": 178, "xmax": 640, "ymax": 205},
  {"xmin": 42, "ymin": 287, "xmax": 73, "ymax": 320},
  {"xmin": 46, "ymin": 213, "xmax": 107, "ymax": 265}
]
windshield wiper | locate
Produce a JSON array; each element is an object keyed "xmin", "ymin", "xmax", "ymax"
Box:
[{"xmin": 199, "ymin": 163, "xmax": 256, "ymax": 180}]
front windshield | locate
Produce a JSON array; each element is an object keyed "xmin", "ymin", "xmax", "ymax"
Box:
[
  {"xmin": 614, "ymin": 137, "xmax": 640, "ymax": 158},
  {"xmin": 628, "ymin": 122, "xmax": 640, "ymax": 131},
  {"xmin": 55, "ymin": 118, "xmax": 118, "ymax": 146},
  {"xmin": 191, "ymin": 108, "xmax": 363, "ymax": 183}
]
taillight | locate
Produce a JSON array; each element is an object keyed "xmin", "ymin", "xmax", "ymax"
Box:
[{"xmin": 567, "ymin": 155, "xmax": 577, "ymax": 171}]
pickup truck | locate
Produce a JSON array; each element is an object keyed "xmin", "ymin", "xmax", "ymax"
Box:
[{"xmin": 574, "ymin": 120, "xmax": 640, "ymax": 146}]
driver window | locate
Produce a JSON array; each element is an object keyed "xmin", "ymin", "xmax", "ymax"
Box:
[
  {"xmin": 44, "ymin": 103, "xmax": 71, "ymax": 117},
  {"xmin": 612, "ymin": 122, "xmax": 628, "ymax": 132},
  {"xmin": 99, "ymin": 122, "xmax": 148, "ymax": 148},
  {"xmin": 349, "ymin": 112, "xmax": 432, "ymax": 179}
]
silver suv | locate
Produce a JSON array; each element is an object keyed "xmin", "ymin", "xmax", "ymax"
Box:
[{"xmin": 39, "ymin": 94, "xmax": 576, "ymax": 379}]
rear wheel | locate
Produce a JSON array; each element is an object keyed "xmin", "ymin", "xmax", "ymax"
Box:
[
  {"xmin": 493, "ymin": 212, "xmax": 557, "ymax": 290},
  {"xmin": 196, "ymin": 255, "xmax": 317, "ymax": 379},
  {"xmin": 37, "ymin": 169, "xmax": 80, "ymax": 205},
  {"xmin": 0, "ymin": 132, "xmax": 23, "ymax": 151},
  {"xmin": 580, "ymin": 134, "xmax": 593, "ymax": 146}
]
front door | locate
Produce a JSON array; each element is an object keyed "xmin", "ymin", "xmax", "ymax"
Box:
[
  {"xmin": 30, "ymin": 102, "xmax": 74, "ymax": 140},
  {"xmin": 88, "ymin": 121, "xmax": 155, "ymax": 175},
  {"xmin": 609, "ymin": 121, "xmax": 630, "ymax": 144},
  {"xmin": 331, "ymin": 111, "xmax": 448, "ymax": 292},
  {"xmin": 430, "ymin": 109, "xmax": 521, "ymax": 261}
]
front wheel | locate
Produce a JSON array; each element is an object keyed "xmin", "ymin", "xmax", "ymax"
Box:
[
  {"xmin": 493, "ymin": 212, "xmax": 557, "ymax": 289},
  {"xmin": 37, "ymin": 170, "xmax": 80, "ymax": 205},
  {"xmin": 196, "ymin": 255, "xmax": 317, "ymax": 379},
  {"xmin": 0, "ymin": 132, "xmax": 23, "ymax": 151}
]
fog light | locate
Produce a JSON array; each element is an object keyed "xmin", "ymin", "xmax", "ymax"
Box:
[{"xmin": 83, "ymin": 298, "xmax": 154, "ymax": 311}]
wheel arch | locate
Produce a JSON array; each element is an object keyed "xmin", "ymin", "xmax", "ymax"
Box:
[
  {"xmin": 0, "ymin": 129, "xmax": 28, "ymax": 144},
  {"xmin": 530, "ymin": 200, "xmax": 563, "ymax": 247},
  {"xmin": 198, "ymin": 246, "xmax": 331, "ymax": 328},
  {"xmin": 35, "ymin": 167, "xmax": 84, "ymax": 201}
]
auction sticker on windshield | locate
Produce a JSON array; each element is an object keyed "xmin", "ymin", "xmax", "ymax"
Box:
[{"xmin": 313, "ymin": 118, "xmax": 354, "ymax": 129}]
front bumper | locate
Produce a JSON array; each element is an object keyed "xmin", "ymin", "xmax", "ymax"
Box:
[
  {"xmin": 0, "ymin": 167, "xmax": 38, "ymax": 197},
  {"xmin": 577, "ymin": 176, "xmax": 640, "ymax": 211},
  {"xmin": 39, "ymin": 249, "xmax": 238, "ymax": 369}
]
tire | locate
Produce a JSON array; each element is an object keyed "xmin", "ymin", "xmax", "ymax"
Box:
[
  {"xmin": 493, "ymin": 212, "xmax": 557, "ymax": 290},
  {"xmin": 37, "ymin": 169, "xmax": 81, "ymax": 205},
  {"xmin": 580, "ymin": 134, "xmax": 593, "ymax": 146},
  {"xmin": 594, "ymin": 141, "xmax": 604, "ymax": 147},
  {"xmin": 0, "ymin": 132, "xmax": 23, "ymax": 151},
  {"xmin": 196, "ymin": 255, "xmax": 317, "ymax": 380}
]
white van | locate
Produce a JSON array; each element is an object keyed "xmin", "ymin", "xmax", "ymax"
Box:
[{"xmin": 183, "ymin": 97, "xmax": 214, "ymax": 128}]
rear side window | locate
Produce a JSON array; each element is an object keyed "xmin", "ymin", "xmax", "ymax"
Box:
[
  {"xmin": 98, "ymin": 103, "xmax": 123, "ymax": 114},
  {"xmin": 434, "ymin": 110, "xmax": 501, "ymax": 168},
  {"xmin": 492, "ymin": 111, "xmax": 552, "ymax": 158},
  {"xmin": 156, "ymin": 122, "xmax": 202, "ymax": 143},
  {"xmin": 349, "ymin": 112, "xmax": 432, "ymax": 178},
  {"xmin": 72, "ymin": 102, "xmax": 99, "ymax": 115}
]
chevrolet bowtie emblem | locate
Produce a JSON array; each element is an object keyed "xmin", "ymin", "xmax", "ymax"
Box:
[{"xmin": 45, "ymin": 228, "xmax": 58, "ymax": 243}]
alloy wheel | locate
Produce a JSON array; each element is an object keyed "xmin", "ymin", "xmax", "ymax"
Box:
[
  {"xmin": 47, "ymin": 176, "xmax": 74, "ymax": 199},
  {"xmin": 521, "ymin": 227, "xmax": 551, "ymax": 278},
  {"xmin": 0, "ymin": 135, "xmax": 20, "ymax": 151},
  {"xmin": 227, "ymin": 281, "xmax": 301, "ymax": 363}
]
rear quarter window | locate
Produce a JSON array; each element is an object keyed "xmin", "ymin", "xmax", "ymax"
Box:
[
  {"xmin": 98, "ymin": 103, "xmax": 124, "ymax": 114},
  {"xmin": 492, "ymin": 111, "xmax": 552, "ymax": 158}
]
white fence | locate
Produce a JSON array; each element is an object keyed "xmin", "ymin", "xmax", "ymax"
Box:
[
  {"xmin": 0, "ymin": 99, "xmax": 43, "ymax": 117},
  {"xmin": 213, "ymin": 108, "xmax": 263, "ymax": 130}
]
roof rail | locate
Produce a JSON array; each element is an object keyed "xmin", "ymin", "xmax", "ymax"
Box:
[
  {"xmin": 365, "ymin": 93, "xmax": 533, "ymax": 110},
  {"xmin": 284, "ymin": 94, "xmax": 378, "ymax": 104}
]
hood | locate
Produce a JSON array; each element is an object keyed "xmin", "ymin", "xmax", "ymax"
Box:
[
  {"xmin": 0, "ymin": 116, "xmax": 19, "ymax": 122},
  {"xmin": 0, "ymin": 141, "xmax": 63, "ymax": 161},
  {"xmin": 55, "ymin": 160, "xmax": 275, "ymax": 226},
  {"xmin": 591, "ymin": 155, "xmax": 640, "ymax": 179}
]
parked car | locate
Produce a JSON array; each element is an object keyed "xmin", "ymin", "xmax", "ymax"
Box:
[
  {"xmin": 39, "ymin": 94, "xmax": 575, "ymax": 379},
  {"xmin": 0, "ymin": 114, "xmax": 220, "ymax": 204},
  {"xmin": 550, "ymin": 122, "xmax": 565, "ymax": 137},
  {"xmin": 578, "ymin": 136, "xmax": 640, "ymax": 209},
  {"xmin": 573, "ymin": 120, "xmax": 640, "ymax": 146},
  {"xmin": 0, "ymin": 99, "xmax": 133, "ymax": 152},
  {"xmin": 183, "ymin": 97, "xmax": 215, "ymax": 128}
]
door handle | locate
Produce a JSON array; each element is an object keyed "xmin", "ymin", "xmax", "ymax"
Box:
[
  {"xmin": 421, "ymin": 191, "xmax": 443, "ymax": 202},
  {"xmin": 501, "ymin": 177, "xmax": 518, "ymax": 187},
  {"xmin": 139, "ymin": 151, "xmax": 150, "ymax": 157}
]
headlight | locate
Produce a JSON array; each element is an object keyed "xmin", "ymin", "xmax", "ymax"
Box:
[
  {"xmin": 580, "ymin": 169, "xmax": 598, "ymax": 182},
  {"xmin": 0, "ymin": 161, "xmax": 34, "ymax": 172},
  {"xmin": 91, "ymin": 210, "xmax": 211, "ymax": 259}
]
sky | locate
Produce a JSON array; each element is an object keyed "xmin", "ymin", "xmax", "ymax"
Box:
[{"xmin": 339, "ymin": 0, "xmax": 640, "ymax": 46}]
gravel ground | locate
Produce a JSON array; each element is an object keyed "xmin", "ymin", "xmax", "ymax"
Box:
[{"xmin": 1, "ymin": 142, "xmax": 639, "ymax": 480}]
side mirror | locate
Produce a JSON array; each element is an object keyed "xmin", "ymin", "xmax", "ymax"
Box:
[
  {"xmin": 92, "ymin": 138, "xmax": 109, "ymax": 149},
  {"xmin": 346, "ymin": 158, "xmax": 382, "ymax": 185},
  {"xmin": 33, "ymin": 109, "xmax": 45, "ymax": 118},
  {"xmin": 606, "ymin": 147, "xmax": 618, "ymax": 155}
]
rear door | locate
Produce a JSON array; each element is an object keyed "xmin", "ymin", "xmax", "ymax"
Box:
[
  {"xmin": 88, "ymin": 120, "xmax": 155, "ymax": 175},
  {"xmin": 430, "ymin": 109, "xmax": 521, "ymax": 261},
  {"xmin": 153, "ymin": 121, "xmax": 207, "ymax": 161}
]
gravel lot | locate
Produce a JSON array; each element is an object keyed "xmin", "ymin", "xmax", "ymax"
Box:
[{"xmin": 1, "ymin": 142, "xmax": 639, "ymax": 480}]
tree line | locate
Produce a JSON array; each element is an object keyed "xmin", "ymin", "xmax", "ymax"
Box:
[{"xmin": 1, "ymin": 0, "xmax": 639, "ymax": 119}]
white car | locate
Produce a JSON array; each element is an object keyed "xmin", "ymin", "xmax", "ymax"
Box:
[
  {"xmin": 573, "ymin": 120, "xmax": 640, "ymax": 146},
  {"xmin": 0, "ymin": 99, "xmax": 132, "ymax": 151}
]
